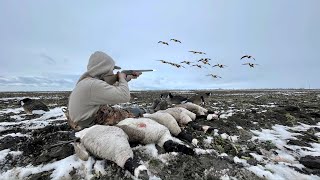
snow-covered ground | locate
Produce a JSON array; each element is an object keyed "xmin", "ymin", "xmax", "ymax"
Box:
[{"xmin": 0, "ymin": 91, "xmax": 319, "ymax": 180}]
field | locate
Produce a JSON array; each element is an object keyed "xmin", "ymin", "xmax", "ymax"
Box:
[{"xmin": 0, "ymin": 90, "xmax": 320, "ymax": 180}]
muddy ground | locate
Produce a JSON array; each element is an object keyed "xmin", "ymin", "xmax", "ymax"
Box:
[{"xmin": 0, "ymin": 90, "xmax": 319, "ymax": 179}]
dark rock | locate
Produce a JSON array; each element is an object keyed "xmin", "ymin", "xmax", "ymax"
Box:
[
  {"xmin": 284, "ymin": 106, "xmax": 300, "ymax": 112},
  {"xmin": 301, "ymin": 168, "xmax": 320, "ymax": 176},
  {"xmin": 309, "ymin": 112, "xmax": 320, "ymax": 118},
  {"xmin": 287, "ymin": 140, "xmax": 311, "ymax": 147},
  {"xmin": 34, "ymin": 144, "xmax": 73, "ymax": 165},
  {"xmin": 0, "ymin": 136, "xmax": 28, "ymax": 151},
  {"xmin": 247, "ymin": 158, "xmax": 258, "ymax": 166},
  {"xmin": 26, "ymin": 170, "xmax": 53, "ymax": 180},
  {"xmin": 300, "ymin": 156, "xmax": 320, "ymax": 169}
]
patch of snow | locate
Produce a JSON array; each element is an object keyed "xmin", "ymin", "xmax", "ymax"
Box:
[
  {"xmin": 0, "ymin": 107, "xmax": 66, "ymax": 129},
  {"xmin": 0, "ymin": 97, "xmax": 40, "ymax": 101},
  {"xmin": 220, "ymin": 133, "xmax": 229, "ymax": 140},
  {"xmin": 219, "ymin": 114, "xmax": 229, "ymax": 119},
  {"xmin": 0, "ymin": 149, "xmax": 11, "ymax": 162},
  {"xmin": 247, "ymin": 165, "xmax": 284, "ymax": 180},
  {"xmin": 203, "ymin": 136, "xmax": 213, "ymax": 146},
  {"xmin": 0, "ymin": 127, "xmax": 5, "ymax": 132},
  {"xmin": 257, "ymin": 104, "xmax": 276, "ymax": 108},
  {"xmin": 133, "ymin": 144, "xmax": 177, "ymax": 165},
  {"xmin": 236, "ymin": 126, "xmax": 243, "ymax": 130},
  {"xmin": 233, "ymin": 156, "xmax": 249, "ymax": 166},
  {"xmin": 229, "ymin": 136, "xmax": 239, "ymax": 143},
  {"xmin": 220, "ymin": 174, "xmax": 230, "ymax": 180},
  {"xmin": 0, "ymin": 155, "xmax": 101, "ymax": 180},
  {"xmin": 194, "ymin": 148, "xmax": 217, "ymax": 155},
  {"xmin": 265, "ymin": 164, "xmax": 320, "ymax": 180},
  {"xmin": 249, "ymin": 153, "xmax": 264, "ymax": 162},
  {"xmin": 213, "ymin": 129, "xmax": 219, "ymax": 136},
  {"xmin": 219, "ymin": 153, "xmax": 228, "ymax": 157},
  {"xmin": 289, "ymin": 122, "xmax": 320, "ymax": 132},
  {"xmin": 32, "ymin": 110, "xmax": 47, "ymax": 115},
  {"xmin": 248, "ymin": 123, "xmax": 320, "ymax": 180},
  {"xmin": 149, "ymin": 175, "xmax": 162, "ymax": 180},
  {"xmin": 0, "ymin": 107, "xmax": 24, "ymax": 114},
  {"xmin": 10, "ymin": 115, "xmax": 24, "ymax": 121},
  {"xmin": 251, "ymin": 124, "xmax": 301, "ymax": 149},
  {"xmin": 0, "ymin": 133, "xmax": 30, "ymax": 140},
  {"xmin": 207, "ymin": 114, "xmax": 219, "ymax": 120},
  {"xmin": 0, "ymin": 149, "xmax": 22, "ymax": 162}
]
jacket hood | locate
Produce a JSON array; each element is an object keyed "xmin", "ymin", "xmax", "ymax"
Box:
[{"xmin": 77, "ymin": 51, "xmax": 117, "ymax": 83}]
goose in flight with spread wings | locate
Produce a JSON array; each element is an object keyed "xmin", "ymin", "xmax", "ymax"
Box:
[
  {"xmin": 170, "ymin": 39, "xmax": 182, "ymax": 43},
  {"xmin": 212, "ymin": 64, "xmax": 227, "ymax": 68},
  {"xmin": 180, "ymin": 60, "xmax": 193, "ymax": 65},
  {"xmin": 158, "ymin": 41, "xmax": 169, "ymax": 45},
  {"xmin": 242, "ymin": 63, "xmax": 258, "ymax": 68},
  {"xmin": 206, "ymin": 74, "xmax": 222, "ymax": 78},
  {"xmin": 241, "ymin": 55, "xmax": 255, "ymax": 60},
  {"xmin": 189, "ymin": 50, "xmax": 206, "ymax": 55}
]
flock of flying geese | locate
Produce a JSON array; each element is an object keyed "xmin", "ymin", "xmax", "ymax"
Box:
[{"xmin": 156, "ymin": 39, "xmax": 258, "ymax": 79}]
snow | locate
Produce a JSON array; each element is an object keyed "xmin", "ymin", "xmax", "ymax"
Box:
[
  {"xmin": 0, "ymin": 155, "xmax": 100, "ymax": 180},
  {"xmin": 0, "ymin": 149, "xmax": 22, "ymax": 162},
  {"xmin": 248, "ymin": 123, "xmax": 320, "ymax": 179},
  {"xmin": 0, "ymin": 107, "xmax": 24, "ymax": 114},
  {"xmin": 1, "ymin": 92, "xmax": 320, "ymax": 180},
  {"xmin": 249, "ymin": 153, "xmax": 264, "ymax": 162},
  {"xmin": 0, "ymin": 97, "xmax": 40, "ymax": 101},
  {"xmin": 219, "ymin": 112, "xmax": 233, "ymax": 119},
  {"xmin": 257, "ymin": 104, "xmax": 276, "ymax": 108},
  {"xmin": 219, "ymin": 153, "xmax": 228, "ymax": 157},
  {"xmin": 194, "ymin": 148, "xmax": 217, "ymax": 155},
  {"xmin": 0, "ymin": 126, "xmax": 7, "ymax": 132},
  {"xmin": 220, "ymin": 133, "xmax": 238, "ymax": 142},
  {"xmin": 0, "ymin": 133, "xmax": 30, "ymax": 140},
  {"xmin": 233, "ymin": 156, "xmax": 249, "ymax": 166},
  {"xmin": 0, "ymin": 107, "xmax": 66, "ymax": 129},
  {"xmin": 10, "ymin": 115, "xmax": 24, "ymax": 121},
  {"xmin": 93, "ymin": 160, "xmax": 107, "ymax": 176},
  {"xmin": 220, "ymin": 133, "xmax": 229, "ymax": 140},
  {"xmin": 203, "ymin": 136, "xmax": 213, "ymax": 146},
  {"xmin": 133, "ymin": 144, "xmax": 178, "ymax": 165},
  {"xmin": 0, "ymin": 143, "xmax": 170, "ymax": 180},
  {"xmin": 248, "ymin": 164, "xmax": 320, "ymax": 180},
  {"xmin": 207, "ymin": 114, "xmax": 219, "ymax": 120},
  {"xmin": 220, "ymin": 174, "xmax": 231, "ymax": 180}
]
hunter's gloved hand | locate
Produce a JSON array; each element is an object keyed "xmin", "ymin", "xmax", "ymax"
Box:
[
  {"xmin": 125, "ymin": 72, "xmax": 142, "ymax": 82},
  {"xmin": 117, "ymin": 72, "xmax": 127, "ymax": 80}
]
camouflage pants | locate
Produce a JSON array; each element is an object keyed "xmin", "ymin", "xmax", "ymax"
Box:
[{"xmin": 94, "ymin": 105, "xmax": 136, "ymax": 126}]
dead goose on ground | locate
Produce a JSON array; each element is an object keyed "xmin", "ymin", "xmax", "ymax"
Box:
[
  {"xmin": 165, "ymin": 93, "xmax": 188, "ymax": 105},
  {"xmin": 20, "ymin": 98, "xmax": 49, "ymax": 115},
  {"xmin": 186, "ymin": 92, "xmax": 212, "ymax": 106}
]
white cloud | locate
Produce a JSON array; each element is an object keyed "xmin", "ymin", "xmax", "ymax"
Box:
[{"xmin": 0, "ymin": 74, "xmax": 78, "ymax": 91}]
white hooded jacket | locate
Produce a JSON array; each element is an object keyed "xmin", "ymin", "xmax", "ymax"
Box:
[{"xmin": 68, "ymin": 51, "xmax": 130, "ymax": 128}]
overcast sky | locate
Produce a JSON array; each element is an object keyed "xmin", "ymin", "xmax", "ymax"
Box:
[{"xmin": 0, "ymin": 0, "xmax": 319, "ymax": 91}]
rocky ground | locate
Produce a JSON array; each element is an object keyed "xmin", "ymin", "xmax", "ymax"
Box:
[{"xmin": 0, "ymin": 90, "xmax": 320, "ymax": 180}]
